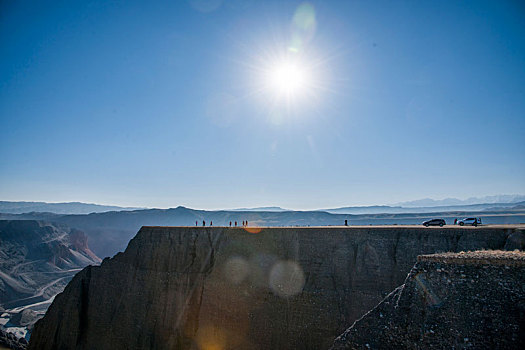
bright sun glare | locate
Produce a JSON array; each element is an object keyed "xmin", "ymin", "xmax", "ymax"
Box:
[
  {"xmin": 268, "ymin": 61, "xmax": 311, "ymax": 97},
  {"xmin": 247, "ymin": 2, "xmax": 326, "ymax": 116}
]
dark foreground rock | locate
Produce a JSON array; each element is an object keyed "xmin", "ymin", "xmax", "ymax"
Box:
[
  {"xmin": 331, "ymin": 250, "xmax": 525, "ymax": 349},
  {"xmin": 28, "ymin": 226, "xmax": 524, "ymax": 350},
  {"xmin": 0, "ymin": 328, "xmax": 26, "ymax": 350}
]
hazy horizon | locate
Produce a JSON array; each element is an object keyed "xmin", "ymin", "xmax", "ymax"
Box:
[{"xmin": 1, "ymin": 193, "xmax": 524, "ymax": 211}]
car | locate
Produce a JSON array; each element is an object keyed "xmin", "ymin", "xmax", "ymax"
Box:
[
  {"xmin": 423, "ymin": 219, "xmax": 446, "ymax": 227},
  {"xmin": 457, "ymin": 217, "xmax": 482, "ymax": 226}
]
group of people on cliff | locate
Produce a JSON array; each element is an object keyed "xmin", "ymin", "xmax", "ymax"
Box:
[{"xmin": 196, "ymin": 220, "xmax": 249, "ymax": 227}]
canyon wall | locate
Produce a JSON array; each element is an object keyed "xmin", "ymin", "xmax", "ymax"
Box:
[{"xmin": 28, "ymin": 226, "xmax": 523, "ymax": 349}]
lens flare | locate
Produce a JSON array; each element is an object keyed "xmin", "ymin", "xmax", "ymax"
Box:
[
  {"xmin": 269, "ymin": 260, "xmax": 305, "ymax": 298},
  {"xmin": 195, "ymin": 325, "xmax": 227, "ymax": 350},
  {"xmin": 414, "ymin": 273, "xmax": 442, "ymax": 307},
  {"xmin": 289, "ymin": 2, "xmax": 317, "ymax": 53},
  {"xmin": 223, "ymin": 256, "xmax": 249, "ymax": 284},
  {"xmin": 244, "ymin": 226, "xmax": 262, "ymax": 234}
]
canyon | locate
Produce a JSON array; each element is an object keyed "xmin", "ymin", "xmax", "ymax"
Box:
[
  {"xmin": 27, "ymin": 225, "xmax": 524, "ymax": 349},
  {"xmin": 0, "ymin": 220, "xmax": 100, "ymax": 342}
]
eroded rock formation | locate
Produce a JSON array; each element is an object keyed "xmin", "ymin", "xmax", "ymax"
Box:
[
  {"xmin": 28, "ymin": 226, "xmax": 524, "ymax": 349},
  {"xmin": 0, "ymin": 220, "xmax": 101, "ymax": 309},
  {"xmin": 331, "ymin": 250, "xmax": 525, "ymax": 349},
  {"xmin": 0, "ymin": 220, "xmax": 101, "ymax": 348}
]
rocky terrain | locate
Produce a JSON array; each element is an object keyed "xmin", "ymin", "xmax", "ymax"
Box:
[
  {"xmin": 28, "ymin": 225, "xmax": 523, "ymax": 349},
  {"xmin": 0, "ymin": 220, "xmax": 100, "ymax": 341},
  {"xmin": 331, "ymin": 250, "xmax": 525, "ymax": 349},
  {"xmin": 0, "ymin": 327, "xmax": 27, "ymax": 350}
]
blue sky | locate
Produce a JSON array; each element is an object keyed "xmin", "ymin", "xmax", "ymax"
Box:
[{"xmin": 1, "ymin": 0, "xmax": 524, "ymax": 209}]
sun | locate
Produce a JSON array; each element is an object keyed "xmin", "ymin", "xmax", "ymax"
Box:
[
  {"xmin": 265, "ymin": 59, "xmax": 312, "ymax": 99},
  {"xmin": 269, "ymin": 61, "xmax": 309, "ymax": 95},
  {"xmin": 245, "ymin": 47, "xmax": 328, "ymax": 118}
]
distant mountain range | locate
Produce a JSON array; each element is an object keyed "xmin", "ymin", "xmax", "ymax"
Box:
[
  {"xmin": 393, "ymin": 195, "xmax": 525, "ymax": 207},
  {"xmin": 1, "ymin": 195, "xmax": 525, "ymax": 215},
  {"xmin": 230, "ymin": 206, "xmax": 288, "ymax": 212},
  {"xmin": 0, "ymin": 201, "xmax": 141, "ymax": 214},
  {"xmin": 234, "ymin": 200, "xmax": 525, "ymax": 215},
  {"xmin": 322, "ymin": 201, "xmax": 525, "ymax": 214}
]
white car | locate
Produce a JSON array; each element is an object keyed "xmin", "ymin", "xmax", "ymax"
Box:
[{"xmin": 458, "ymin": 217, "xmax": 482, "ymax": 226}]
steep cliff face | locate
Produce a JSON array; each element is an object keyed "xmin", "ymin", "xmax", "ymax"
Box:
[
  {"xmin": 331, "ymin": 250, "xmax": 525, "ymax": 349},
  {"xmin": 28, "ymin": 226, "xmax": 523, "ymax": 350},
  {"xmin": 28, "ymin": 227, "xmax": 219, "ymax": 350}
]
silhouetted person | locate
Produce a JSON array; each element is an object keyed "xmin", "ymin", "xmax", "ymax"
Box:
[
  {"xmin": 210, "ymin": 221, "xmax": 213, "ymax": 226},
  {"xmin": 345, "ymin": 219, "xmax": 348, "ymax": 226},
  {"xmin": 196, "ymin": 221, "xmax": 198, "ymax": 226},
  {"xmin": 229, "ymin": 221, "xmax": 232, "ymax": 227},
  {"xmin": 235, "ymin": 221, "xmax": 237, "ymax": 227},
  {"xmin": 454, "ymin": 218, "xmax": 457, "ymax": 225},
  {"xmin": 203, "ymin": 220, "xmax": 205, "ymax": 227},
  {"xmin": 246, "ymin": 220, "xmax": 248, "ymax": 226}
]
